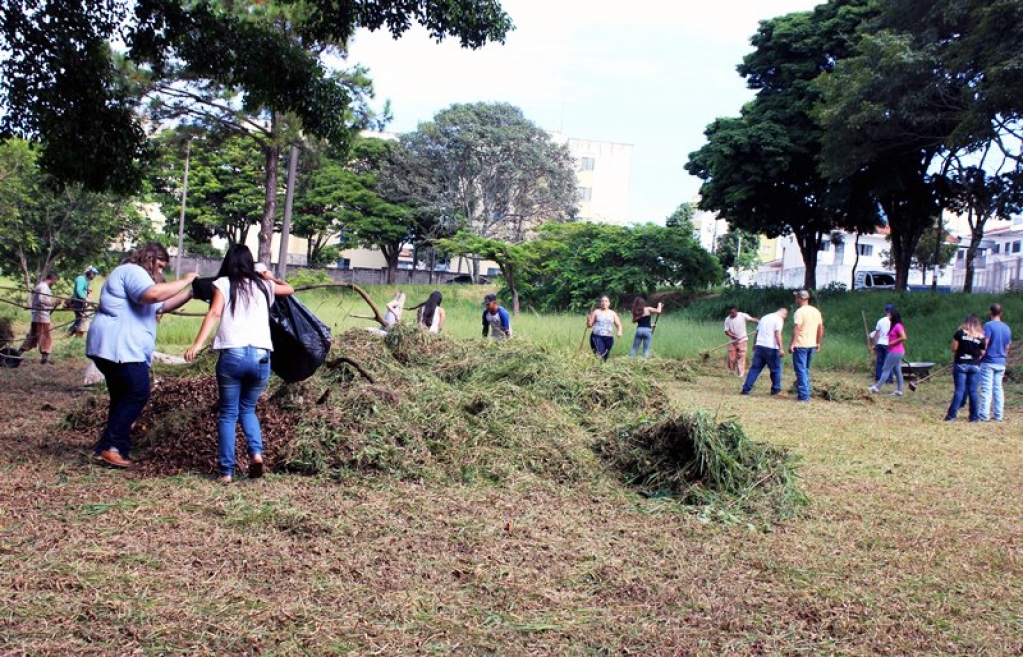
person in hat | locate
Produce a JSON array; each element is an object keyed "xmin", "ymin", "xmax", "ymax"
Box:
[
  {"xmin": 481, "ymin": 293, "xmax": 512, "ymax": 341},
  {"xmin": 789, "ymin": 289, "xmax": 824, "ymax": 402},
  {"xmin": 869, "ymin": 303, "xmax": 897, "ymax": 384},
  {"xmin": 19, "ymin": 271, "xmax": 60, "ymax": 363},
  {"xmin": 69, "ymin": 266, "xmax": 99, "ymax": 337}
]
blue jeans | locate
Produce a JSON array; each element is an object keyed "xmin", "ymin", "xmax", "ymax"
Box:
[
  {"xmin": 979, "ymin": 363, "xmax": 1006, "ymax": 421},
  {"xmin": 630, "ymin": 327, "xmax": 653, "ymax": 358},
  {"xmin": 946, "ymin": 363, "xmax": 980, "ymax": 421},
  {"xmin": 590, "ymin": 334, "xmax": 614, "ymax": 362},
  {"xmin": 216, "ymin": 347, "xmax": 270, "ymax": 476},
  {"xmin": 875, "ymin": 351, "xmax": 904, "ymax": 392},
  {"xmin": 91, "ymin": 357, "xmax": 151, "ymax": 459},
  {"xmin": 742, "ymin": 346, "xmax": 782, "ymax": 395},
  {"xmin": 791, "ymin": 347, "xmax": 816, "ymax": 401}
]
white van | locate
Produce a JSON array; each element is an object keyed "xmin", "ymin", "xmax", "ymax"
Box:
[{"xmin": 853, "ymin": 270, "xmax": 897, "ymax": 290}]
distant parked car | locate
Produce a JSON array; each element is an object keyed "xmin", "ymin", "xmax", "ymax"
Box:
[
  {"xmin": 446, "ymin": 274, "xmax": 489, "ymax": 285},
  {"xmin": 854, "ymin": 270, "xmax": 897, "ymax": 291}
]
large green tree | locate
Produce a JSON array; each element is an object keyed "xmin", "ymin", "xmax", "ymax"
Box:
[
  {"xmin": 1, "ymin": 0, "xmax": 514, "ymax": 262},
  {"xmin": 393, "ymin": 102, "xmax": 578, "ymax": 277},
  {"xmin": 0, "ymin": 139, "xmax": 149, "ymax": 289},
  {"xmin": 149, "ymin": 127, "xmax": 268, "ymax": 250},
  {"xmin": 517, "ymin": 223, "xmax": 724, "ymax": 311},
  {"xmin": 292, "ymin": 136, "xmax": 416, "ymax": 280},
  {"xmin": 686, "ymin": 2, "xmax": 878, "ymax": 290}
]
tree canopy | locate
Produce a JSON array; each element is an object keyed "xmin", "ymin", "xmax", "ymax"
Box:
[
  {"xmin": 393, "ymin": 103, "xmax": 578, "ymax": 248},
  {"xmin": 515, "ymin": 223, "xmax": 724, "ymax": 311}
]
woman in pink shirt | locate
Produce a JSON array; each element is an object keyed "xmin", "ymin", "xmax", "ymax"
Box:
[{"xmin": 869, "ymin": 308, "xmax": 907, "ymax": 396}]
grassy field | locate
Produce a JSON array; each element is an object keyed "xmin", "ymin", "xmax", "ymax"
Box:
[{"xmin": 2, "ymin": 281, "xmax": 1022, "ymax": 654}]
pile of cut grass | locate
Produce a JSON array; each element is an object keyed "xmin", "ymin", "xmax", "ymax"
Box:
[
  {"xmin": 64, "ymin": 324, "xmax": 804, "ymax": 519},
  {"xmin": 599, "ymin": 412, "xmax": 808, "ymax": 521}
]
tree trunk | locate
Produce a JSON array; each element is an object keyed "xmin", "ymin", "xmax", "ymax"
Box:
[
  {"xmin": 260, "ymin": 141, "xmax": 280, "ymax": 266},
  {"xmin": 794, "ymin": 230, "xmax": 821, "ymax": 290},
  {"xmin": 963, "ymin": 230, "xmax": 982, "ymax": 293},
  {"xmin": 850, "ymin": 232, "xmax": 861, "ymax": 289},
  {"xmin": 506, "ymin": 268, "xmax": 519, "ymax": 315},
  {"xmin": 381, "ymin": 244, "xmax": 399, "ymax": 284}
]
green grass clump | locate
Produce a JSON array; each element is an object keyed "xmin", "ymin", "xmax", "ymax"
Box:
[{"xmin": 600, "ymin": 411, "xmax": 808, "ymax": 521}]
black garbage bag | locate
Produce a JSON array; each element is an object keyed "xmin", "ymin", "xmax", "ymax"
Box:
[
  {"xmin": 192, "ymin": 277, "xmax": 215, "ymax": 303},
  {"xmin": 268, "ymin": 295, "xmax": 332, "ymax": 383}
]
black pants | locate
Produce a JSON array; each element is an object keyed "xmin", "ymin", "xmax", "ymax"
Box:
[{"xmin": 91, "ymin": 357, "xmax": 150, "ymax": 458}]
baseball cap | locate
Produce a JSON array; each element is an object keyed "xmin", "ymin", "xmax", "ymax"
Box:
[
  {"xmin": 254, "ymin": 263, "xmax": 269, "ymax": 274},
  {"xmin": 85, "ymin": 266, "xmax": 100, "ymax": 275},
  {"xmin": 483, "ymin": 293, "xmax": 497, "ymax": 305},
  {"xmin": 884, "ymin": 303, "xmax": 896, "ymax": 313},
  {"xmin": 793, "ymin": 290, "xmax": 810, "ymax": 300}
]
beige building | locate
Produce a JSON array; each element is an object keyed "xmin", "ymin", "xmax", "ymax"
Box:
[{"xmin": 552, "ymin": 133, "xmax": 633, "ymax": 225}]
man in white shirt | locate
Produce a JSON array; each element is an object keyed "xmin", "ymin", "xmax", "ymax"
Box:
[
  {"xmin": 723, "ymin": 306, "xmax": 759, "ymax": 377},
  {"xmin": 741, "ymin": 307, "xmax": 788, "ymax": 396},
  {"xmin": 870, "ymin": 304, "xmax": 895, "ymax": 384}
]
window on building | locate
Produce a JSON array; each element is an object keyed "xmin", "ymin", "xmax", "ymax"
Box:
[
  {"xmin": 992, "ymin": 244, "xmax": 1001, "ymax": 254},
  {"xmin": 818, "ymin": 241, "xmax": 830, "ymax": 251},
  {"xmin": 1014, "ymin": 241, "xmax": 1022, "ymax": 254},
  {"xmin": 578, "ymin": 187, "xmax": 592, "ymax": 201},
  {"xmin": 580, "ymin": 157, "xmax": 595, "ymax": 171},
  {"xmin": 487, "ymin": 267, "xmax": 501, "ymax": 277},
  {"xmin": 858, "ymin": 244, "xmax": 873, "ymax": 257},
  {"xmin": 337, "ymin": 258, "xmax": 351, "ymax": 270}
]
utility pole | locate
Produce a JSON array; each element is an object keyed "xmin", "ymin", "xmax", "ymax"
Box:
[
  {"xmin": 277, "ymin": 143, "xmax": 300, "ymax": 277},
  {"xmin": 175, "ymin": 139, "xmax": 191, "ymax": 279}
]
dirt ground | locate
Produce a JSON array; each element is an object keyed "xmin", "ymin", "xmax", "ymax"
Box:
[{"xmin": 2, "ymin": 354, "xmax": 1022, "ymax": 655}]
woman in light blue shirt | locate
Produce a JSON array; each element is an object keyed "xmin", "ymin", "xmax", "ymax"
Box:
[{"xmin": 87, "ymin": 243, "xmax": 197, "ymax": 469}]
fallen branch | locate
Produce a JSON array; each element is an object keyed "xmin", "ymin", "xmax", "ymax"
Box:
[
  {"xmin": 291, "ymin": 282, "xmax": 386, "ymax": 326},
  {"xmin": 325, "ymin": 356, "xmax": 375, "ymax": 383}
]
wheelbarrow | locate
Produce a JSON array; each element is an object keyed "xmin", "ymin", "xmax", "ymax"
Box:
[{"xmin": 901, "ymin": 361, "xmax": 940, "ymax": 392}]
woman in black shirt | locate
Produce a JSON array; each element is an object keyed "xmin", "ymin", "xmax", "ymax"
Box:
[{"xmin": 944, "ymin": 314, "xmax": 986, "ymax": 422}]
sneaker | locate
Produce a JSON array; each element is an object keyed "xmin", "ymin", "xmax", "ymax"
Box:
[
  {"xmin": 890, "ymin": 390, "xmax": 903, "ymax": 397},
  {"xmin": 868, "ymin": 386, "xmax": 878, "ymax": 394}
]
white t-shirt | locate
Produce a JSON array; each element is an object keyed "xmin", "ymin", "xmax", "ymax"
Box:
[
  {"xmin": 754, "ymin": 312, "xmax": 784, "ymax": 349},
  {"xmin": 723, "ymin": 312, "xmax": 753, "ymax": 342},
  {"xmin": 874, "ymin": 316, "xmax": 891, "ymax": 346},
  {"xmin": 212, "ymin": 277, "xmax": 275, "ymax": 351}
]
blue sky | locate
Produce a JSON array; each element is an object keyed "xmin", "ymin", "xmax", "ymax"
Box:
[{"xmin": 345, "ymin": 0, "xmax": 820, "ymax": 224}]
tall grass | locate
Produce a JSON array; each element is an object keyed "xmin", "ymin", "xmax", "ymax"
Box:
[{"xmin": 6, "ymin": 271, "xmax": 1019, "ymax": 374}]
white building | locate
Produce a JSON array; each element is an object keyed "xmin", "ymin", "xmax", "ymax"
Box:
[{"xmin": 951, "ymin": 220, "xmax": 1023, "ymax": 292}]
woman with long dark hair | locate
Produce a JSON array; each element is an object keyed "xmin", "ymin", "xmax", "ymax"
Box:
[
  {"xmin": 185, "ymin": 245, "xmax": 294, "ymax": 482},
  {"xmin": 944, "ymin": 314, "xmax": 986, "ymax": 421},
  {"xmin": 629, "ymin": 296, "xmax": 662, "ymax": 358},
  {"xmin": 87, "ymin": 242, "xmax": 199, "ymax": 468},
  {"xmin": 869, "ymin": 308, "xmax": 908, "ymax": 396},
  {"xmin": 412, "ymin": 290, "xmax": 445, "ymax": 333}
]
